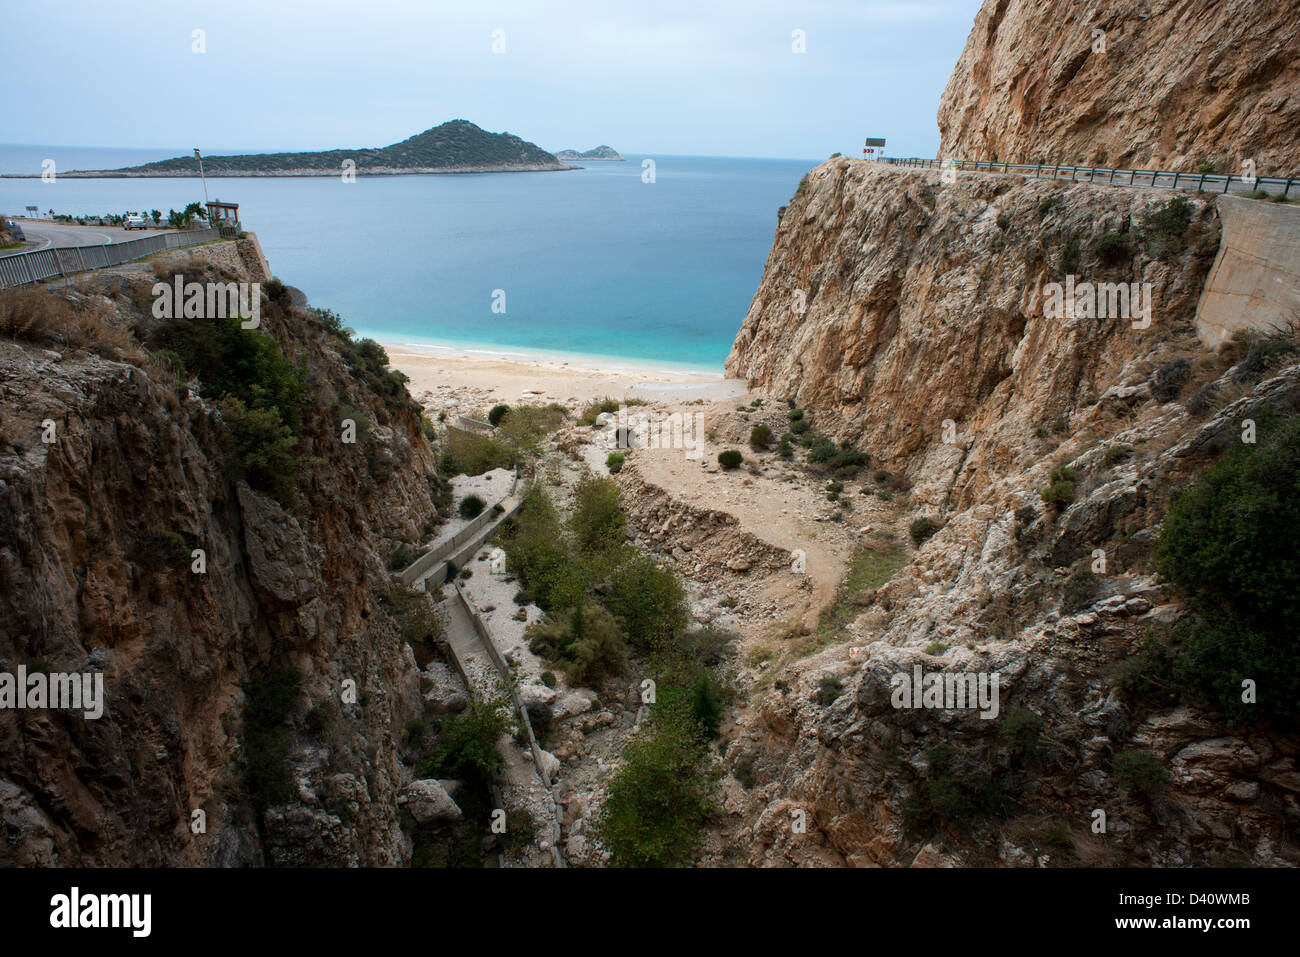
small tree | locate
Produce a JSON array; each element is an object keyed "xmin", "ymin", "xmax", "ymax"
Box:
[
  {"xmin": 488, "ymin": 404, "xmax": 511, "ymax": 426},
  {"xmin": 749, "ymin": 424, "xmax": 773, "ymax": 450}
]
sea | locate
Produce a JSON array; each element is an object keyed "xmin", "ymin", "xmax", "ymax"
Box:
[{"xmin": 0, "ymin": 144, "xmax": 817, "ymax": 371}]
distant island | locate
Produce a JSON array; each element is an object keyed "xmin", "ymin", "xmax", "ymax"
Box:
[
  {"xmin": 4, "ymin": 120, "xmax": 575, "ymax": 178},
  {"xmin": 554, "ymin": 146, "xmax": 624, "ymax": 161}
]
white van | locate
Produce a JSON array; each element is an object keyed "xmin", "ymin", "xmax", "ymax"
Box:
[{"xmin": 123, "ymin": 214, "xmax": 149, "ymax": 230}]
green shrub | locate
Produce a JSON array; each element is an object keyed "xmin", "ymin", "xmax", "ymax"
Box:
[
  {"xmin": 570, "ymin": 475, "xmax": 626, "ymax": 556},
  {"xmin": 241, "ymin": 666, "xmax": 301, "ymax": 809},
  {"xmin": 690, "ymin": 674, "xmax": 724, "ymax": 737},
  {"xmin": 578, "ymin": 396, "xmax": 645, "ymax": 426},
  {"xmin": 1150, "ymin": 357, "xmax": 1192, "ymax": 401},
  {"xmin": 1231, "ymin": 337, "xmax": 1298, "ymax": 384},
  {"xmin": 155, "ymin": 309, "xmax": 305, "ymax": 430},
  {"xmin": 1156, "ymin": 414, "xmax": 1300, "ymax": 727},
  {"xmin": 606, "ymin": 451, "xmax": 625, "ymax": 473},
  {"xmin": 1000, "ymin": 707, "xmax": 1045, "ymax": 761},
  {"xmin": 440, "ymin": 429, "xmax": 516, "ymax": 476},
  {"xmin": 1094, "ymin": 232, "xmax": 1133, "ymax": 266},
  {"xmin": 458, "ymin": 495, "xmax": 486, "ymax": 520},
  {"xmin": 909, "ymin": 516, "xmax": 939, "ymax": 546},
  {"xmin": 378, "ymin": 585, "xmax": 443, "ymax": 667},
  {"xmin": 1103, "ymin": 444, "xmax": 1132, "ymax": 467},
  {"xmin": 905, "ymin": 740, "xmax": 1006, "ymax": 833},
  {"xmin": 807, "ymin": 436, "xmax": 837, "ymax": 463},
  {"xmin": 501, "ymin": 485, "xmax": 583, "ymax": 611},
  {"xmin": 217, "ymin": 397, "xmax": 301, "ymax": 501},
  {"xmin": 1061, "ymin": 565, "xmax": 1099, "ymax": 613},
  {"xmin": 527, "ymin": 601, "xmax": 628, "ymax": 686},
  {"xmin": 1141, "ymin": 196, "xmax": 1193, "ymax": 260},
  {"xmin": 596, "ymin": 711, "xmax": 714, "ymax": 867},
  {"xmin": 1040, "ymin": 466, "xmax": 1077, "ymax": 508},
  {"xmin": 541, "ymin": 671, "xmax": 556, "ymax": 688},
  {"xmin": 749, "ymin": 424, "xmax": 773, "ymax": 450},
  {"xmin": 602, "ymin": 549, "xmax": 689, "ymax": 651},
  {"xmin": 1112, "ymin": 749, "xmax": 1166, "ymax": 796},
  {"xmin": 788, "ymin": 408, "xmax": 804, "ymax": 421},
  {"xmin": 718, "ymin": 449, "xmax": 743, "ymax": 470},
  {"xmin": 1060, "ymin": 237, "xmax": 1081, "ymax": 273},
  {"xmin": 777, "ymin": 439, "xmax": 794, "ymax": 459},
  {"xmin": 488, "ymin": 404, "xmax": 510, "ymax": 426},
  {"xmin": 814, "ymin": 676, "xmax": 844, "ymax": 706},
  {"xmin": 789, "ymin": 417, "xmax": 810, "ymax": 436},
  {"xmin": 420, "ymin": 693, "xmax": 509, "ymax": 788}
]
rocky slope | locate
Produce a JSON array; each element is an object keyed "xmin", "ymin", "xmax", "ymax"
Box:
[
  {"xmin": 937, "ymin": 0, "xmax": 1300, "ymax": 176},
  {"xmin": 721, "ymin": 158, "xmax": 1300, "ymax": 865},
  {"xmin": 0, "ymin": 245, "xmax": 451, "ymax": 865}
]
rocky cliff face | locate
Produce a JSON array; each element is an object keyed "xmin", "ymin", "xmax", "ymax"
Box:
[
  {"xmin": 937, "ymin": 0, "xmax": 1300, "ymax": 176},
  {"xmin": 0, "ymin": 247, "xmax": 445, "ymax": 865},
  {"xmin": 722, "ymin": 160, "xmax": 1300, "ymax": 864}
]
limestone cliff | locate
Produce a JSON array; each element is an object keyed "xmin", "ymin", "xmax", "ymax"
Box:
[
  {"xmin": 937, "ymin": 0, "xmax": 1300, "ymax": 176},
  {"xmin": 721, "ymin": 147, "xmax": 1300, "ymax": 864},
  {"xmin": 0, "ymin": 246, "xmax": 446, "ymax": 865}
]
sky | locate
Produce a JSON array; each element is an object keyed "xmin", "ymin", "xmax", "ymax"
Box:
[{"xmin": 7, "ymin": 0, "xmax": 986, "ymax": 160}]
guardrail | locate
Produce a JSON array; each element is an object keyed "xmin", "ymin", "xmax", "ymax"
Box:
[
  {"xmin": 0, "ymin": 227, "xmax": 221, "ymax": 288},
  {"xmin": 879, "ymin": 158, "xmax": 1295, "ymax": 198}
]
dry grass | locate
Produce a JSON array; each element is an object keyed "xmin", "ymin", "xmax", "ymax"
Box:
[{"xmin": 0, "ymin": 286, "xmax": 141, "ymax": 361}]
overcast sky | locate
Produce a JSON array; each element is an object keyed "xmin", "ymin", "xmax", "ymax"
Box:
[{"xmin": 10, "ymin": 0, "xmax": 985, "ymax": 159}]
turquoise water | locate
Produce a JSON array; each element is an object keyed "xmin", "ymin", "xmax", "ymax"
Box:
[{"xmin": 0, "ymin": 146, "xmax": 816, "ymax": 369}]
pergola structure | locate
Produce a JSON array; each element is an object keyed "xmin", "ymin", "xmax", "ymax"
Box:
[{"xmin": 205, "ymin": 200, "xmax": 240, "ymax": 235}]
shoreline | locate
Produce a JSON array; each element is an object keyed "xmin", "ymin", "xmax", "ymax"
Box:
[{"xmin": 379, "ymin": 337, "xmax": 748, "ymax": 407}]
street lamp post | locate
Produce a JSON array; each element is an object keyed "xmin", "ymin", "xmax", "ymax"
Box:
[{"xmin": 194, "ymin": 148, "xmax": 210, "ymax": 208}]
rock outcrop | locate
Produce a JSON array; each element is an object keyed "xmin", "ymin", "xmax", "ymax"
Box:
[
  {"xmin": 937, "ymin": 0, "xmax": 1300, "ymax": 176},
  {"xmin": 719, "ymin": 9, "xmax": 1300, "ymax": 865},
  {"xmin": 0, "ymin": 249, "xmax": 448, "ymax": 866}
]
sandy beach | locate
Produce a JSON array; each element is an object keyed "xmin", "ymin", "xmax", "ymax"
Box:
[{"xmin": 381, "ymin": 340, "xmax": 749, "ymax": 411}]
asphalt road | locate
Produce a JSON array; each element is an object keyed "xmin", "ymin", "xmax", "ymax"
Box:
[{"xmin": 9, "ymin": 220, "xmax": 169, "ymax": 251}]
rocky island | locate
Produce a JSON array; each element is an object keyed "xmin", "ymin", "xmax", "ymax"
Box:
[
  {"xmin": 554, "ymin": 146, "xmax": 624, "ymax": 161},
  {"xmin": 18, "ymin": 120, "xmax": 574, "ymax": 178}
]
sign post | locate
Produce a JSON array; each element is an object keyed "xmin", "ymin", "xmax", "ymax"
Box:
[{"xmin": 863, "ymin": 137, "xmax": 886, "ymax": 160}]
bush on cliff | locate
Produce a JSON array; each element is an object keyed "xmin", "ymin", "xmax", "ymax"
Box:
[
  {"xmin": 1155, "ymin": 413, "xmax": 1300, "ymax": 728},
  {"xmin": 217, "ymin": 397, "xmax": 301, "ymax": 501},
  {"xmin": 241, "ymin": 666, "xmax": 302, "ymax": 810},
  {"xmin": 420, "ymin": 694, "xmax": 509, "ymax": 790}
]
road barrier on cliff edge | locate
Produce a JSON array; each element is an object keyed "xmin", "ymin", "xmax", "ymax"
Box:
[
  {"xmin": 0, "ymin": 227, "xmax": 220, "ymax": 289},
  {"xmin": 879, "ymin": 157, "xmax": 1295, "ymax": 198}
]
